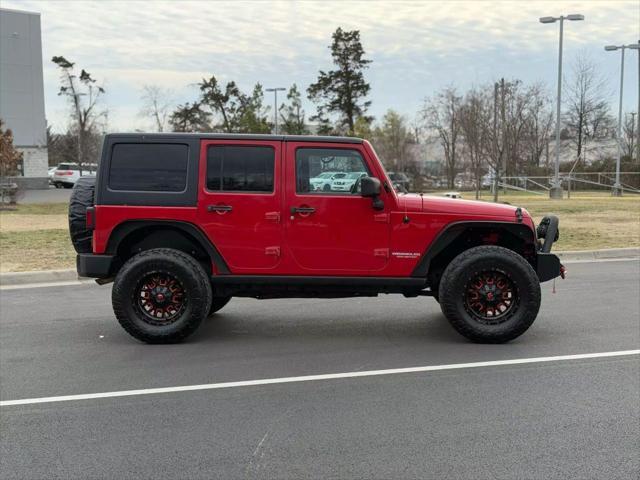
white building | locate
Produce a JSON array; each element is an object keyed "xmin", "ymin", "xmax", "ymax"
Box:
[{"xmin": 0, "ymin": 7, "xmax": 48, "ymax": 188}]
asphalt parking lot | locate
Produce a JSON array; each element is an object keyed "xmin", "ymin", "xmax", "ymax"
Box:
[{"xmin": 1, "ymin": 259, "xmax": 639, "ymax": 479}]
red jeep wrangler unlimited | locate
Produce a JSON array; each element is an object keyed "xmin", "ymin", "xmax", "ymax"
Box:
[{"xmin": 69, "ymin": 134, "xmax": 562, "ymax": 344}]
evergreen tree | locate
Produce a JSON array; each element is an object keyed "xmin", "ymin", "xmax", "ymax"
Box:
[
  {"xmin": 307, "ymin": 27, "xmax": 372, "ymax": 135},
  {"xmin": 169, "ymin": 102, "xmax": 211, "ymax": 132}
]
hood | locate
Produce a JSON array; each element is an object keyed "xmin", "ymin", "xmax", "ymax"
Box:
[{"xmin": 398, "ymin": 193, "xmax": 530, "ymax": 219}]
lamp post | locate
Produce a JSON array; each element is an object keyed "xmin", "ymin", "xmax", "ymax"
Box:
[
  {"xmin": 539, "ymin": 14, "xmax": 584, "ymax": 199},
  {"xmin": 265, "ymin": 87, "xmax": 286, "ymax": 134},
  {"xmin": 604, "ymin": 43, "xmax": 640, "ymax": 196}
]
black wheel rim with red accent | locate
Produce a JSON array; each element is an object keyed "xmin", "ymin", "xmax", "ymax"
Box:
[
  {"xmin": 134, "ymin": 272, "xmax": 187, "ymax": 326},
  {"xmin": 464, "ymin": 269, "xmax": 518, "ymax": 325}
]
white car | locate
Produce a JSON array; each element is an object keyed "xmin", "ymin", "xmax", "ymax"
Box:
[
  {"xmin": 331, "ymin": 172, "xmax": 367, "ymax": 192},
  {"xmin": 47, "ymin": 166, "xmax": 57, "ymax": 185},
  {"xmin": 309, "ymin": 172, "xmax": 346, "ymax": 192},
  {"xmin": 51, "ymin": 163, "xmax": 97, "ymax": 189}
]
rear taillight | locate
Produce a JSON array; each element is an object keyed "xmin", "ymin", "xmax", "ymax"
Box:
[
  {"xmin": 86, "ymin": 207, "xmax": 95, "ymax": 230},
  {"xmin": 57, "ymin": 171, "xmax": 74, "ymax": 176}
]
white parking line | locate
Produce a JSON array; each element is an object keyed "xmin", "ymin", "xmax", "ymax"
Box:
[{"xmin": 2, "ymin": 350, "xmax": 638, "ymax": 407}]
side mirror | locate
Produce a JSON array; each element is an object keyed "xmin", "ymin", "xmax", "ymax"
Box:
[
  {"xmin": 361, "ymin": 176, "xmax": 381, "ymax": 198},
  {"xmin": 360, "ymin": 176, "xmax": 384, "ymax": 211}
]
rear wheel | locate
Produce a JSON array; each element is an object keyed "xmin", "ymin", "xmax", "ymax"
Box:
[
  {"xmin": 438, "ymin": 246, "xmax": 540, "ymax": 343},
  {"xmin": 112, "ymin": 248, "xmax": 212, "ymax": 344}
]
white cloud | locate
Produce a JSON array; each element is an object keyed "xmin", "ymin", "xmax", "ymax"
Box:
[{"xmin": 3, "ymin": 0, "xmax": 638, "ymax": 131}]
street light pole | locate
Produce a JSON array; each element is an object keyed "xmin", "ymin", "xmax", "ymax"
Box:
[
  {"xmin": 605, "ymin": 43, "xmax": 640, "ymax": 196},
  {"xmin": 539, "ymin": 14, "xmax": 584, "ymax": 199},
  {"xmin": 266, "ymin": 87, "xmax": 286, "ymax": 134}
]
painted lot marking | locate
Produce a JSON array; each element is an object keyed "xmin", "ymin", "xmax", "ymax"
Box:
[{"xmin": 2, "ymin": 350, "xmax": 638, "ymax": 407}]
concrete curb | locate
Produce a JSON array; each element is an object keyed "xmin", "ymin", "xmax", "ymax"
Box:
[
  {"xmin": 555, "ymin": 247, "xmax": 640, "ymax": 262},
  {"xmin": 1, "ymin": 248, "xmax": 638, "ymax": 287},
  {"xmin": 0, "ymin": 269, "xmax": 81, "ymax": 287}
]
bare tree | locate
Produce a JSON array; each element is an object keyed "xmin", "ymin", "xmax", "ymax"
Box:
[
  {"xmin": 522, "ymin": 83, "xmax": 554, "ymax": 170},
  {"xmin": 564, "ymin": 53, "xmax": 613, "ymax": 165},
  {"xmin": 373, "ymin": 110, "xmax": 412, "ymax": 172},
  {"xmin": 139, "ymin": 85, "xmax": 173, "ymax": 132},
  {"xmin": 622, "ymin": 112, "xmax": 637, "ymax": 160},
  {"xmin": 423, "ymin": 87, "xmax": 462, "ymax": 189},
  {"xmin": 52, "ymin": 56, "xmax": 106, "ymax": 173},
  {"xmin": 459, "ymin": 88, "xmax": 487, "ymax": 198},
  {"xmin": 0, "ymin": 119, "xmax": 23, "ymax": 178}
]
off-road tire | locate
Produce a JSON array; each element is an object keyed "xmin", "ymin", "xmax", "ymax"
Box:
[
  {"xmin": 209, "ymin": 296, "xmax": 231, "ymax": 316},
  {"xmin": 68, "ymin": 177, "xmax": 95, "ymax": 253},
  {"xmin": 112, "ymin": 248, "xmax": 212, "ymax": 344},
  {"xmin": 438, "ymin": 246, "xmax": 541, "ymax": 343}
]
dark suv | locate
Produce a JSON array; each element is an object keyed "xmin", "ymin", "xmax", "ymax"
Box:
[{"xmin": 69, "ymin": 133, "xmax": 563, "ymax": 344}]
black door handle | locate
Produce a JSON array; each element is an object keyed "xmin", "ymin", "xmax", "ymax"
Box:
[
  {"xmin": 290, "ymin": 206, "xmax": 315, "ymax": 214},
  {"xmin": 207, "ymin": 204, "xmax": 233, "ymax": 212}
]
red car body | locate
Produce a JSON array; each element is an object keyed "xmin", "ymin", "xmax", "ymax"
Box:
[{"xmin": 89, "ymin": 137, "xmax": 539, "ymax": 279}]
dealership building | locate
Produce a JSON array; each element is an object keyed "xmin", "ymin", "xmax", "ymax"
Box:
[{"xmin": 0, "ymin": 7, "xmax": 48, "ymax": 188}]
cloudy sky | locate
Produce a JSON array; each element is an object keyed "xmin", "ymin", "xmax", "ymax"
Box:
[{"xmin": 4, "ymin": 0, "xmax": 640, "ymax": 132}]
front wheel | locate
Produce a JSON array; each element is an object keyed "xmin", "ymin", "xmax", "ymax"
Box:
[
  {"xmin": 438, "ymin": 246, "xmax": 541, "ymax": 343},
  {"xmin": 112, "ymin": 248, "xmax": 212, "ymax": 344}
]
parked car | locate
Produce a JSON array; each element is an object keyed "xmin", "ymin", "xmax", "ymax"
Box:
[
  {"xmin": 51, "ymin": 163, "xmax": 97, "ymax": 188},
  {"xmin": 331, "ymin": 172, "xmax": 367, "ymax": 192},
  {"xmin": 309, "ymin": 172, "xmax": 345, "ymax": 191},
  {"xmin": 70, "ymin": 133, "xmax": 563, "ymax": 344},
  {"xmin": 47, "ymin": 166, "xmax": 57, "ymax": 185}
]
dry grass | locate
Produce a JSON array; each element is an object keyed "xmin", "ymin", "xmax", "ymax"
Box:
[
  {"xmin": 0, "ymin": 195, "xmax": 638, "ymax": 272},
  {"xmin": 480, "ymin": 192, "xmax": 640, "ymax": 251},
  {"xmin": 0, "ymin": 229, "xmax": 75, "ymax": 272},
  {"xmin": 0, "ymin": 203, "xmax": 73, "ymax": 272}
]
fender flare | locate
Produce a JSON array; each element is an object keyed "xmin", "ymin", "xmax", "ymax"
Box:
[
  {"xmin": 105, "ymin": 220, "xmax": 230, "ymax": 274},
  {"xmin": 411, "ymin": 221, "xmax": 536, "ymax": 278}
]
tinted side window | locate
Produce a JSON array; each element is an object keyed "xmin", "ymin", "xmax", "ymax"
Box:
[
  {"xmin": 109, "ymin": 143, "xmax": 188, "ymax": 192},
  {"xmin": 295, "ymin": 148, "xmax": 369, "ymax": 194},
  {"xmin": 207, "ymin": 146, "xmax": 274, "ymax": 192}
]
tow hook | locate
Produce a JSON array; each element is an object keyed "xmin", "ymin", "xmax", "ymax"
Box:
[{"xmin": 560, "ymin": 264, "xmax": 567, "ymax": 279}]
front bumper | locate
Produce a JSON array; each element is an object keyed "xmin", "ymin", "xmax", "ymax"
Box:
[
  {"xmin": 77, "ymin": 254, "xmax": 116, "ymax": 278},
  {"xmin": 536, "ymin": 253, "xmax": 562, "ymax": 282}
]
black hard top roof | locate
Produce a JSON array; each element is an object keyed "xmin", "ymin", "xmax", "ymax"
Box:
[{"xmin": 106, "ymin": 133, "xmax": 363, "ymax": 144}]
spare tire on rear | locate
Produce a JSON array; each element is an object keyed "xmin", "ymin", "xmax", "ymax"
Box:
[{"xmin": 69, "ymin": 176, "xmax": 96, "ymax": 253}]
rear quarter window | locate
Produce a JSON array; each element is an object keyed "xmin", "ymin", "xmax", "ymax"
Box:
[{"xmin": 108, "ymin": 143, "xmax": 188, "ymax": 192}]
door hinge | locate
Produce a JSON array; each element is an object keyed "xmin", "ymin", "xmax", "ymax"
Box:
[
  {"xmin": 374, "ymin": 248, "xmax": 390, "ymax": 258},
  {"xmin": 265, "ymin": 211, "xmax": 280, "ymax": 223},
  {"xmin": 374, "ymin": 213, "xmax": 390, "ymax": 223},
  {"xmin": 265, "ymin": 246, "xmax": 281, "ymax": 257}
]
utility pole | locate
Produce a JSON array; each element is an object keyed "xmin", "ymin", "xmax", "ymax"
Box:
[
  {"xmin": 630, "ymin": 112, "xmax": 637, "ymax": 160},
  {"xmin": 493, "ymin": 81, "xmax": 499, "ymax": 202}
]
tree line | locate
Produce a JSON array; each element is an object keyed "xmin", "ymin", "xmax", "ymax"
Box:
[{"xmin": 45, "ymin": 27, "xmax": 637, "ymax": 193}]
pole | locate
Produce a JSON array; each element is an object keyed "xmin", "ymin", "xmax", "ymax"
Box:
[
  {"xmin": 273, "ymin": 89, "xmax": 279, "ymax": 135},
  {"xmin": 550, "ymin": 16, "xmax": 564, "ymax": 199},
  {"xmin": 637, "ymin": 39, "xmax": 640, "ymax": 162},
  {"xmin": 613, "ymin": 47, "xmax": 624, "ymax": 196},
  {"xmin": 493, "ymin": 82, "xmax": 499, "ymax": 202},
  {"xmin": 631, "ymin": 112, "xmax": 637, "ymax": 160}
]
